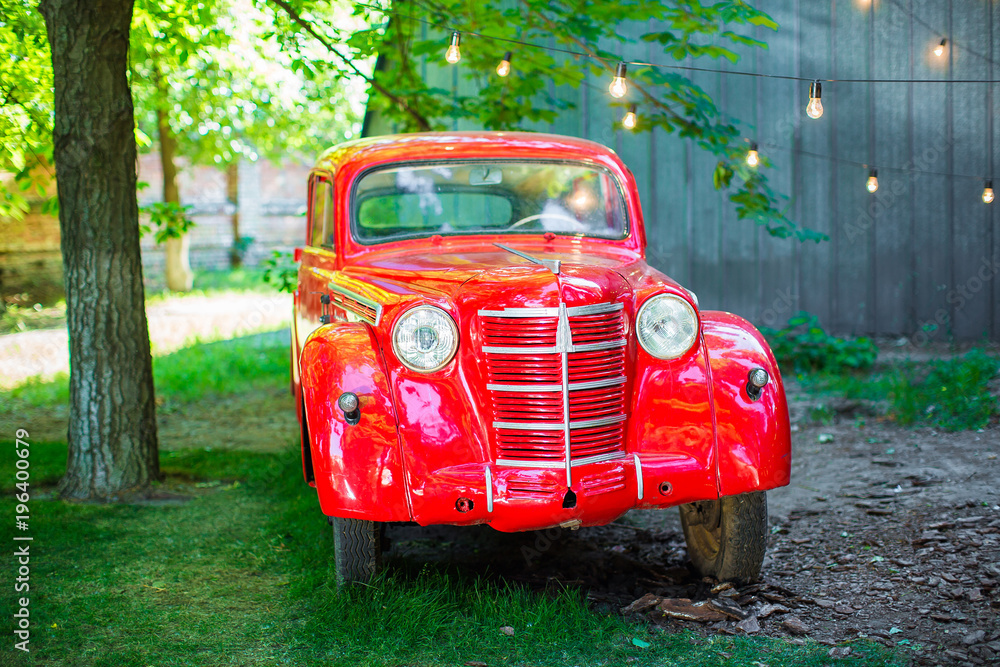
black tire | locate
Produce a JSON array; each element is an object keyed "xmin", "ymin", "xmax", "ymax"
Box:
[
  {"xmin": 678, "ymin": 491, "xmax": 767, "ymax": 584},
  {"xmin": 332, "ymin": 517, "xmax": 383, "ymax": 586}
]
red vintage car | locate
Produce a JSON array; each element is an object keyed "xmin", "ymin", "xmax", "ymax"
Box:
[{"xmin": 292, "ymin": 131, "xmax": 790, "ymax": 585}]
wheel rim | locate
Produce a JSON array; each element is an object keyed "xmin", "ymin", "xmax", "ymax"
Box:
[{"xmin": 683, "ymin": 499, "xmax": 723, "ymax": 562}]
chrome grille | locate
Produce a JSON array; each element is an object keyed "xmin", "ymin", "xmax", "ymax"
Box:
[{"xmin": 480, "ymin": 301, "xmax": 627, "ymax": 484}]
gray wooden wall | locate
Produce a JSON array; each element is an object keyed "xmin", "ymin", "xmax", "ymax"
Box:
[{"xmin": 369, "ymin": 0, "xmax": 999, "ymax": 342}]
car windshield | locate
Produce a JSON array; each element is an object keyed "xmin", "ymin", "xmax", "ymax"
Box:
[{"xmin": 352, "ymin": 161, "xmax": 628, "ymax": 243}]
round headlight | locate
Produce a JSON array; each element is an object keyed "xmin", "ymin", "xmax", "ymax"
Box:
[
  {"xmin": 392, "ymin": 305, "xmax": 459, "ymax": 372},
  {"xmin": 636, "ymin": 294, "xmax": 699, "ymax": 359}
]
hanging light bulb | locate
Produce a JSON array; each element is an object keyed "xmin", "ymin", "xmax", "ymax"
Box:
[
  {"xmin": 496, "ymin": 51, "xmax": 512, "ymax": 77},
  {"xmin": 445, "ymin": 32, "xmax": 461, "ymax": 64},
  {"xmin": 866, "ymin": 169, "xmax": 879, "ymax": 193},
  {"xmin": 806, "ymin": 80, "xmax": 824, "ymax": 119},
  {"xmin": 622, "ymin": 104, "xmax": 637, "ymax": 130},
  {"xmin": 609, "ymin": 62, "xmax": 628, "ymax": 99},
  {"xmin": 746, "ymin": 142, "xmax": 760, "ymax": 167},
  {"xmin": 984, "ymin": 180, "xmax": 995, "ymax": 204},
  {"xmin": 934, "ymin": 38, "xmax": 947, "ymax": 57}
]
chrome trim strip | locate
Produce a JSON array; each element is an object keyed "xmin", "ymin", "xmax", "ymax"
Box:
[
  {"xmin": 483, "ymin": 345, "xmax": 558, "ymax": 354},
  {"xmin": 485, "ymin": 466, "xmax": 493, "ymax": 512},
  {"xmin": 479, "ymin": 306, "xmax": 559, "ymax": 317},
  {"xmin": 572, "ymin": 451, "xmax": 628, "ymax": 467},
  {"xmin": 495, "ymin": 458, "xmax": 565, "ymax": 469},
  {"xmin": 558, "ymin": 303, "xmax": 573, "ymax": 487},
  {"xmin": 487, "ymin": 383, "xmax": 562, "ymax": 392},
  {"xmin": 568, "ymin": 376, "xmax": 627, "ymax": 391},
  {"xmin": 569, "ymin": 414, "xmax": 627, "ymax": 430},
  {"xmin": 572, "ymin": 339, "xmax": 627, "ymax": 352},
  {"xmin": 633, "ymin": 454, "xmax": 643, "ymax": 500},
  {"xmin": 495, "ymin": 451, "xmax": 628, "ymax": 468},
  {"xmin": 493, "ymin": 414, "xmax": 627, "ymax": 431},
  {"xmin": 487, "ymin": 376, "xmax": 625, "ymax": 393},
  {"xmin": 565, "ymin": 302, "xmax": 624, "ymax": 317},
  {"xmin": 328, "ymin": 283, "xmax": 384, "ymax": 326},
  {"xmin": 493, "ymin": 420, "xmax": 564, "ymax": 430},
  {"xmin": 494, "ymin": 243, "xmax": 561, "ymax": 274}
]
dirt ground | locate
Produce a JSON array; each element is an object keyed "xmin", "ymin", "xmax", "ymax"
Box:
[
  {"xmin": 3, "ymin": 305, "xmax": 998, "ymax": 664},
  {"xmin": 385, "ymin": 387, "xmax": 999, "ymax": 666}
]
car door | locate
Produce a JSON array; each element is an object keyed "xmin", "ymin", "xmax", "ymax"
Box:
[{"xmin": 296, "ymin": 173, "xmax": 337, "ymax": 358}]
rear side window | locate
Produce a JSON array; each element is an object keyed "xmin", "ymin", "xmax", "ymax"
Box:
[{"xmin": 309, "ymin": 177, "xmax": 334, "ymax": 248}]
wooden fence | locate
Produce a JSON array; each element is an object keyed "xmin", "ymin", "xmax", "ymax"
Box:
[{"xmin": 368, "ymin": 0, "xmax": 999, "ymax": 341}]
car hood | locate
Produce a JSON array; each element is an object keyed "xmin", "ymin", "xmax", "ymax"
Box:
[{"xmin": 341, "ymin": 244, "xmax": 679, "ymax": 304}]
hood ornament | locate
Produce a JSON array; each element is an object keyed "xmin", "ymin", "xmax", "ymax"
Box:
[{"xmin": 494, "ymin": 243, "xmax": 561, "ymax": 274}]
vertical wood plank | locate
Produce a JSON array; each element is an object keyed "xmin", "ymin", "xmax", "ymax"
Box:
[
  {"xmin": 949, "ymin": 0, "xmax": 990, "ymax": 340},
  {"xmin": 783, "ymin": 0, "xmax": 833, "ymax": 330},
  {"xmin": 832, "ymin": 0, "xmax": 872, "ymax": 334},
  {"xmin": 872, "ymin": 0, "xmax": 913, "ymax": 335},
  {"xmin": 909, "ymin": 0, "xmax": 952, "ymax": 343}
]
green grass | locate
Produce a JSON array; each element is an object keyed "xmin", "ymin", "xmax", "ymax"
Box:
[
  {"xmin": 144, "ymin": 267, "xmax": 276, "ymax": 304},
  {"xmin": 2, "ymin": 269, "xmax": 277, "ymax": 334},
  {"xmin": 798, "ymin": 348, "xmax": 1000, "ymax": 431},
  {"xmin": 0, "ymin": 444, "xmax": 904, "ymax": 667},
  {"xmin": 0, "ymin": 333, "xmax": 289, "ymax": 411}
]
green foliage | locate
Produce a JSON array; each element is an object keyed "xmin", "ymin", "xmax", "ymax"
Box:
[
  {"xmin": 890, "ymin": 349, "xmax": 1000, "ymax": 432},
  {"xmin": 294, "ymin": 0, "xmax": 827, "ymax": 243},
  {"xmin": 130, "ymin": 0, "xmax": 359, "ymax": 169},
  {"xmin": 762, "ymin": 311, "xmax": 879, "ymax": 374},
  {"xmin": 0, "ymin": 0, "xmax": 55, "ymax": 220},
  {"xmin": 139, "ymin": 200, "xmax": 196, "ymax": 243},
  {"xmin": 262, "ymin": 249, "xmax": 298, "ymax": 293},
  {"xmin": 798, "ymin": 348, "xmax": 999, "ymax": 432}
]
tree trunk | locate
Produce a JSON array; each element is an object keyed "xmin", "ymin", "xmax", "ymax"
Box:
[
  {"xmin": 39, "ymin": 0, "xmax": 160, "ymax": 500},
  {"xmin": 226, "ymin": 161, "xmax": 241, "ymax": 268},
  {"xmin": 156, "ymin": 104, "xmax": 193, "ymax": 292}
]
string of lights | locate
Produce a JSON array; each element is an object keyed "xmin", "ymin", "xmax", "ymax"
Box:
[{"xmin": 351, "ymin": 2, "xmax": 997, "ymax": 203}]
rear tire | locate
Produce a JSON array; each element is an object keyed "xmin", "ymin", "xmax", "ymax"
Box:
[
  {"xmin": 678, "ymin": 491, "xmax": 767, "ymax": 584},
  {"xmin": 332, "ymin": 517, "xmax": 383, "ymax": 586}
]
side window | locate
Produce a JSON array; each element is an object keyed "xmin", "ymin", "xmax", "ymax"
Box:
[{"xmin": 309, "ymin": 177, "xmax": 334, "ymax": 248}]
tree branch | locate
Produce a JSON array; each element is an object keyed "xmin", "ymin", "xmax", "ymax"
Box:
[
  {"xmin": 266, "ymin": 0, "xmax": 433, "ymax": 131},
  {"xmin": 519, "ymin": 1, "xmax": 689, "ymax": 128}
]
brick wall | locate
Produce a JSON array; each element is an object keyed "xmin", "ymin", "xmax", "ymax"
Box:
[{"xmin": 1, "ymin": 155, "xmax": 312, "ymax": 304}]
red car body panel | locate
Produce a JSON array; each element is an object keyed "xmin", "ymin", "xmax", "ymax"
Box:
[{"xmin": 291, "ymin": 131, "xmax": 790, "ymax": 532}]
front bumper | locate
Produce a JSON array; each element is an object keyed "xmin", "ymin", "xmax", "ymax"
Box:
[{"xmin": 397, "ymin": 451, "xmax": 719, "ymax": 532}]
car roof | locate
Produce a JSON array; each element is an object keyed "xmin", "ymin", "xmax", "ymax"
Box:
[{"xmin": 314, "ymin": 131, "xmax": 622, "ymax": 173}]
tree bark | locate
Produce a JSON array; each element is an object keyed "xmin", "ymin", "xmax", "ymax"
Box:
[
  {"xmin": 40, "ymin": 0, "xmax": 160, "ymax": 500},
  {"xmin": 226, "ymin": 161, "xmax": 241, "ymax": 268},
  {"xmin": 156, "ymin": 102, "xmax": 193, "ymax": 292}
]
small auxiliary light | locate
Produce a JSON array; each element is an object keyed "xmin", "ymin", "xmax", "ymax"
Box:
[
  {"xmin": 746, "ymin": 368, "xmax": 769, "ymax": 401},
  {"xmin": 338, "ymin": 392, "xmax": 361, "ymax": 425}
]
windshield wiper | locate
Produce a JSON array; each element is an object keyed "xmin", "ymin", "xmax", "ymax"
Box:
[{"xmin": 494, "ymin": 243, "xmax": 561, "ymax": 275}]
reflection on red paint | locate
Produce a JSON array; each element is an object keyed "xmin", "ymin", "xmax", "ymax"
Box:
[{"xmin": 290, "ymin": 132, "xmax": 790, "ymax": 533}]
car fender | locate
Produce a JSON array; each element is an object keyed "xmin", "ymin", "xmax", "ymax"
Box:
[
  {"xmin": 300, "ymin": 323, "xmax": 411, "ymax": 521},
  {"xmin": 700, "ymin": 311, "xmax": 791, "ymax": 497}
]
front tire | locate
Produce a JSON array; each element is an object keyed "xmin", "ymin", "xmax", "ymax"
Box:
[
  {"xmin": 678, "ymin": 491, "xmax": 767, "ymax": 584},
  {"xmin": 332, "ymin": 517, "xmax": 382, "ymax": 586}
]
